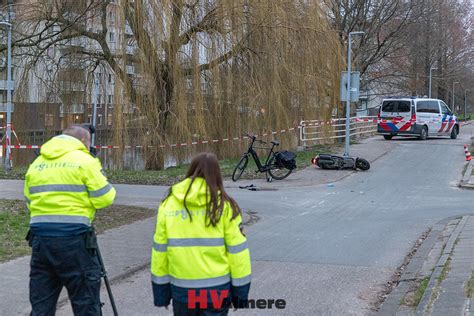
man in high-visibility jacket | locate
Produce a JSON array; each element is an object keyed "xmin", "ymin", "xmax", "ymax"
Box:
[
  {"xmin": 24, "ymin": 125, "xmax": 116, "ymax": 315},
  {"xmin": 151, "ymin": 157, "xmax": 252, "ymax": 314}
]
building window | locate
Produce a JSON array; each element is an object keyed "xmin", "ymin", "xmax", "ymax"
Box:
[
  {"xmin": 97, "ymin": 114, "xmax": 103, "ymax": 126},
  {"xmin": 108, "ymin": 11, "xmax": 115, "ymax": 23},
  {"xmin": 108, "ymin": 114, "xmax": 113, "ymax": 126},
  {"xmin": 108, "ymin": 74, "xmax": 114, "ymax": 84},
  {"xmin": 97, "ymin": 94, "xmax": 102, "ymax": 108},
  {"xmin": 45, "ymin": 114, "xmax": 54, "ymax": 127},
  {"xmin": 109, "ymin": 31, "xmax": 115, "ymax": 43},
  {"xmin": 88, "ymin": 115, "xmax": 92, "ymax": 124},
  {"xmin": 107, "ymin": 94, "xmax": 113, "ymax": 105}
]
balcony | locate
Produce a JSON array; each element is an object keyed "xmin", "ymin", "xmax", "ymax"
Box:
[
  {"xmin": 0, "ymin": 79, "xmax": 14, "ymax": 91},
  {"xmin": 60, "ymin": 37, "xmax": 87, "ymax": 54},
  {"xmin": 126, "ymin": 45, "xmax": 136, "ymax": 55},
  {"xmin": 126, "ymin": 65, "xmax": 135, "ymax": 75},
  {"xmin": 60, "ymin": 103, "xmax": 85, "ymax": 114},
  {"xmin": 0, "ymin": 102, "xmax": 13, "ymax": 112},
  {"xmin": 125, "ymin": 24, "xmax": 133, "ymax": 36},
  {"xmin": 60, "ymin": 81, "xmax": 86, "ymax": 92}
]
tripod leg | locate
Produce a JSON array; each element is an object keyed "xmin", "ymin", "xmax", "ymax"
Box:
[{"xmin": 96, "ymin": 245, "xmax": 119, "ymax": 316}]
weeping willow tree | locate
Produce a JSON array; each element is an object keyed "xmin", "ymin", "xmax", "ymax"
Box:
[{"xmin": 10, "ymin": 0, "xmax": 342, "ymax": 169}]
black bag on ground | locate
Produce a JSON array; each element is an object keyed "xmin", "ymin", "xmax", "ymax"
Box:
[{"xmin": 275, "ymin": 151, "xmax": 297, "ymax": 170}]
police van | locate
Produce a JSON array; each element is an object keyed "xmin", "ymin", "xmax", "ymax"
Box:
[{"xmin": 377, "ymin": 97, "xmax": 459, "ymax": 140}]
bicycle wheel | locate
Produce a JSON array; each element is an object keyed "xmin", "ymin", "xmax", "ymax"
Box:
[
  {"xmin": 232, "ymin": 155, "xmax": 249, "ymax": 181},
  {"xmin": 267, "ymin": 155, "xmax": 293, "ymax": 180}
]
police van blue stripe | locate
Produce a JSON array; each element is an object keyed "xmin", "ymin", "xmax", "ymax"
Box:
[{"xmin": 386, "ymin": 122, "xmax": 399, "ymax": 132}]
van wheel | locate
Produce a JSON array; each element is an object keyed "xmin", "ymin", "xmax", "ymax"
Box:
[
  {"xmin": 383, "ymin": 135, "xmax": 393, "ymax": 140},
  {"xmin": 450, "ymin": 126, "xmax": 458, "ymax": 139},
  {"xmin": 419, "ymin": 126, "xmax": 428, "ymax": 140}
]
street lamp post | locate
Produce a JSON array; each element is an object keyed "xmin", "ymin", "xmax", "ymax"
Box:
[
  {"xmin": 344, "ymin": 31, "xmax": 364, "ymax": 157},
  {"xmin": 0, "ymin": 18, "xmax": 13, "ymax": 171},
  {"xmin": 429, "ymin": 66, "xmax": 437, "ymax": 98},
  {"xmin": 91, "ymin": 75, "xmax": 99, "ymax": 148},
  {"xmin": 452, "ymin": 81, "xmax": 459, "ymax": 112}
]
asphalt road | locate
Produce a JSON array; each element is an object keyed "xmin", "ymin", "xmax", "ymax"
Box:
[{"xmin": 56, "ymin": 124, "xmax": 474, "ymax": 315}]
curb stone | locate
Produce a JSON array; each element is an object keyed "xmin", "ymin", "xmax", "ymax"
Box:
[{"xmin": 415, "ymin": 216, "xmax": 469, "ymax": 315}]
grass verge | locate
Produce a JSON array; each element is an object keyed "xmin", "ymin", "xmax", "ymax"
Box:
[
  {"xmin": 0, "ymin": 167, "xmax": 27, "ymax": 181},
  {"xmin": 401, "ymin": 277, "xmax": 430, "ymax": 306},
  {"xmin": 437, "ymin": 257, "xmax": 451, "ymax": 283},
  {"xmin": 0, "ymin": 199, "xmax": 155, "ymax": 262},
  {"xmin": 0, "ymin": 144, "xmax": 337, "ymax": 186},
  {"xmin": 108, "ymin": 144, "xmax": 337, "ymax": 185}
]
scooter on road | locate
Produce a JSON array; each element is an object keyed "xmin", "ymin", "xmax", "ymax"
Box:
[{"xmin": 311, "ymin": 154, "xmax": 370, "ymax": 171}]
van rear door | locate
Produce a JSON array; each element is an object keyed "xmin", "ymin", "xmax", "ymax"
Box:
[{"xmin": 380, "ymin": 100, "xmax": 412, "ymax": 132}]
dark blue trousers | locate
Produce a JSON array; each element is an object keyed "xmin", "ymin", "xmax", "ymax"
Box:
[{"xmin": 29, "ymin": 234, "xmax": 102, "ymax": 316}]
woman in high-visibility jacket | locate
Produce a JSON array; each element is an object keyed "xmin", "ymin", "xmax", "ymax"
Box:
[{"xmin": 151, "ymin": 152, "xmax": 251, "ymax": 315}]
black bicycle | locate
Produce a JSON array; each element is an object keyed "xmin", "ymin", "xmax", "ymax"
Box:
[{"xmin": 232, "ymin": 134, "xmax": 294, "ymax": 182}]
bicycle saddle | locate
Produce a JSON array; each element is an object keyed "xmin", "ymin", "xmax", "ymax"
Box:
[{"xmin": 271, "ymin": 140, "xmax": 280, "ymax": 146}]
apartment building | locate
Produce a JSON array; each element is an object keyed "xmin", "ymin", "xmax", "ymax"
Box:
[{"xmin": 0, "ymin": 0, "xmax": 138, "ymax": 144}]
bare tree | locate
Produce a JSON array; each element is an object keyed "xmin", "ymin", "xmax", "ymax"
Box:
[{"xmin": 322, "ymin": 0, "xmax": 419, "ymax": 77}]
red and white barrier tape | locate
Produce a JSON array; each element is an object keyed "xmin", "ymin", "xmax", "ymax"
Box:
[
  {"xmin": 0, "ymin": 116, "xmax": 382, "ymax": 150},
  {"xmin": 1, "ymin": 124, "xmax": 301, "ymax": 150}
]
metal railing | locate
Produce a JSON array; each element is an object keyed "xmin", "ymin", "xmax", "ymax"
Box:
[{"xmin": 299, "ymin": 116, "xmax": 378, "ymax": 145}]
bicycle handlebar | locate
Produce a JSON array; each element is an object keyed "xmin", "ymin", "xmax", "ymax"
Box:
[{"xmin": 244, "ymin": 133, "xmax": 268, "ymax": 145}]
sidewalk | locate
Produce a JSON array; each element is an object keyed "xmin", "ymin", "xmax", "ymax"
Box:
[{"xmin": 380, "ymin": 215, "xmax": 474, "ymax": 315}]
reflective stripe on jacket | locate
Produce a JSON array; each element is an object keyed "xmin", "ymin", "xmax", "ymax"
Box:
[
  {"xmin": 151, "ymin": 177, "xmax": 251, "ymax": 291},
  {"xmin": 24, "ymin": 135, "xmax": 116, "ymax": 225}
]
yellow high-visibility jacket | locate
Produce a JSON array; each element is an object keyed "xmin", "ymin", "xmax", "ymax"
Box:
[
  {"xmin": 151, "ymin": 177, "xmax": 251, "ymax": 306},
  {"xmin": 24, "ymin": 134, "xmax": 116, "ymax": 232}
]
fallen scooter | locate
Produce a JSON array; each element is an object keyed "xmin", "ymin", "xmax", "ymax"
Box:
[{"xmin": 311, "ymin": 154, "xmax": 370, "ymax": 171}]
